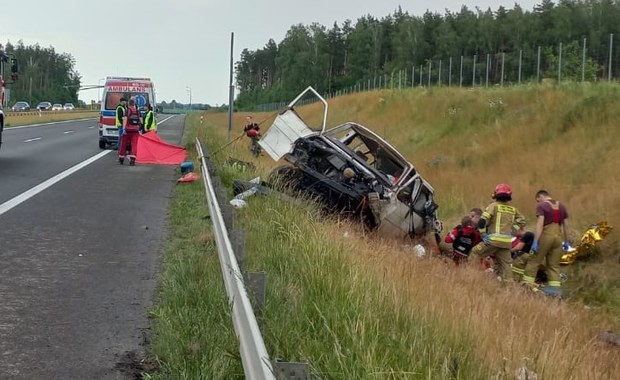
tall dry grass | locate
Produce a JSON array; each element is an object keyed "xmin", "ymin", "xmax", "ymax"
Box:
[
  {"xmin": 196, "ymin": 84, "xmax": 620, "ymax": 376},
  {"xmin": 340, "ymin": 231, "xmax": 620, "ymax": 379}
]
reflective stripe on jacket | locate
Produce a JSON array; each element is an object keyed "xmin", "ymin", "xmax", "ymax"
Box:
[
  {"xmin": 144, "ymin": 110, "xmax": 157, "ymax": 131},
  {"xmin": 482, "ymin": 202, "xmax": 526, "ymax": 248},
  {"xmin": 116, "ymin": 105, "xmax": 125, "ymax": 127}
]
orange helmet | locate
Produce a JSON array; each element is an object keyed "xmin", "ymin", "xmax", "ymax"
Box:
[{"xmin": 494, "ymin": 183, "xmax": 512, "ymax": 197}]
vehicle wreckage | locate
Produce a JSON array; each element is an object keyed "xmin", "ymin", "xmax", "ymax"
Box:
[{"xmin": 252, "ymin": 86, "xmax": 442, "ymax": 241}]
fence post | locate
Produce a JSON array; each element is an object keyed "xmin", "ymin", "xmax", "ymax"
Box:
[
  {"xmin": 448, "ymin": 57, "xmax": 452, "ymax": 87},
  {"xmin": 582, "ymin": 37, "xmax": 587, "ymax": 82},
  {"xmin": 419, "ymin": 65, "xmax": 423, "ymax": 86},
  {"xmin": 485, "ymin": 54, "xmax": 490, "ymax": 87},
  {"xmin": 518, "ymin": 49, "xmax": 523, "ymax": 84},
  {"xmin": 558, "ymin": 42, "xmax": 563, "ymax": 82},
  {"xmin": 460, "ymin": 55, "xmax": 463, "ymax": 87},
  {"xmin": 438, "ymin": 59, "xmax": 442, "ymax": 86},
  {"xmin": 609, "ymin": 33, "xmax": 614, "ymax": 81},
  {"xmin": 472, "ymin": 54, "xmax": 477, "ymax": 87},
  {"xmin": 537, "ymin": 46, "xmax": 541, "ymax": 83},
  {"xmin": 501, "ymin": 52, "xmax": 505, "ymax": 86},
  {"xmin": 427, "ymin": 61, "xmax": 432, "ymax": 87},
  {"xmin": 412, "ymin": 66, "xmax": 415, "ymax": 87}
]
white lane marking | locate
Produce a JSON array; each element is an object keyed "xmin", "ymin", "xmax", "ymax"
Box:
[
  {"xmin": 88, "ymin": 126, "xmax": 96, "ymax": 129},
  {"xmin": 7, "ymin": 114, "xmax": 177, "ymax": 131},
  {"xmin": 0, "ymin": 150, "xmax": 113, "ymax": 217},
  {"xmin": 7, "ymin": 118, "xmax": 98, "ymax": 130},
  {"xmin": 63, "ymin": 130, "xmax": 75, "ymax": 134},
  {"xmin": 24, "ymin": 137, "xmax": 42, "ymax": 143},
  {"xmin": 158, "ymin": 115, "xmax": 175, "ymax": 124}
]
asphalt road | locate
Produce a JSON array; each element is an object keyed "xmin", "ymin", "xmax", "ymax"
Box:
[{"xmin": 0, "ymin": 115, "xmax": 186, "ymax": 379}]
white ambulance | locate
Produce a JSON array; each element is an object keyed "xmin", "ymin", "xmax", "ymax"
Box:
[{"xmin": 98, "ymin": 76, "xmax": 156, "ymax": 149}]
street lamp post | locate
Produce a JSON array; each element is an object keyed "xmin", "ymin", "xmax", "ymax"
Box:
[{"xmin": 97, "ymin": 78, "xmax": 105, "ymax": 103}]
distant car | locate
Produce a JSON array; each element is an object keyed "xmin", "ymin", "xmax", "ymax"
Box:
[
  {"xmin": 37, "ymin": 101, "xmax": 52, "ymax": 111},
  {"xmin": 52, "ymin": 103, "xmax": 63, "ymax": 111},
  {"xmin": 63, "ymin": 103, "xmax": 75, "ymax": 111},
  {"xmin": 12, "ymin": 101, "xmax": 30, "ymax": 112}
]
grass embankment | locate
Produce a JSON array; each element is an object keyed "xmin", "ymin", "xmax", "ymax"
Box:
[
  {"xmin": 3, "ymin": 110, "xmax": 98, "ymax": 127},
  {"xmin": 148, "ymin": 84, "xmax": 620, "ymax": 379}
]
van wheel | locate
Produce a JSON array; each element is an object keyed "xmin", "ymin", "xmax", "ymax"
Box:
[{"xmin": 99, "ymin": 140, "xmax": 106, "ymax": 149}]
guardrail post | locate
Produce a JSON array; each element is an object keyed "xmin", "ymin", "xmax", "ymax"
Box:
[
  {"xmin": 273, "ymin": 358, "xmax": 309, "ymax": 380},
  {"xmin": 230, "ymin": 229, "xmax": 246, "ymax": 270},
  {"xmin": 244, "ymin": 272, "xmax": 265, "ymax": 312},
  {"xmin": 244, "ymin": 271, "xmax": 266, "ymax": 331},
  {"xmin": 220, "ymin": 201, "xmax": 234, "ymax": 231}
]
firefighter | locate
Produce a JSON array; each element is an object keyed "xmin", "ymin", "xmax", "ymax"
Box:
[
  {"xmin": 115, "ymin": 97, "xmax": 127, "ymax": 150},
  {"xmin": 118, "ymin": 98, "xmax": 142, "ymax": 166},
  {"xmin": 511, "ymin": 230, "xmax": 535, "ymax": 280},
  {"xmin": 470, "ymin": 183, "xmax": 526, "ymax": 282},
  {"xmin": 522, "ymin": 190, "xmax": 570, "ymax": 295},
  {"xmin": 143, "ymin": 103, "xmax": 157, "ymax": 133}
]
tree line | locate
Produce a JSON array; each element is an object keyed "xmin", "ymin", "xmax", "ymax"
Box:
[
  {"xmin": 1, "ymin": 40, "xmax": 80, "ymax": 107},
  {"xmin": 234, "ymin": 0, "xmax": 620, "ymax": 109}
]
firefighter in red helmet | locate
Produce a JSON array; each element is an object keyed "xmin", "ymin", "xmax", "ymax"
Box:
[{"xmin": 470, "ymin": 183, "xmax": 527, "ymax": 282}]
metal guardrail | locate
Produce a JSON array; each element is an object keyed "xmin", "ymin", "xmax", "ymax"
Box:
[{"xmin": 195, "ymin": 138, "xmax": 276, "ymax": 380}]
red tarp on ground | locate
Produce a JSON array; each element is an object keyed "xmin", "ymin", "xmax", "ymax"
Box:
[{"xmin": 136, "ymin": 132, "xmax": 187, "ymax": 165}]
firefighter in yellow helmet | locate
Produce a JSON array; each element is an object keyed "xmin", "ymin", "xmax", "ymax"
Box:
[{"xmin": 470, "ymin": 183, "xmax": 526, "ymax": 282}]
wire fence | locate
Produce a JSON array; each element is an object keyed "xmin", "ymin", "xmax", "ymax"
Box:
[{"xmin": 248, "ymin": 34, "xmax": 618, "ymax": 113}]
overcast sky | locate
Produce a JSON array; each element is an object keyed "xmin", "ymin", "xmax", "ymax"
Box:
[{"xmin": 3, "ymin": 0, "xmax": 540, "ymax": 105}]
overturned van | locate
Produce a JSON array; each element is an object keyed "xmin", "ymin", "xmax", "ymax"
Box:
[{"xmin": 259, "ymin": 86, "xmax": 442, "ymax": 240}]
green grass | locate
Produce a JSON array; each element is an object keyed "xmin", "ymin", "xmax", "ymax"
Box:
[
  {"xmin": 147, "ymin": 118, "xmax": 491, "ymax": 379},
  {"xmin": 146, "ymin": 179, "xmax": 244, "ymax": 379},
  {"xmin": 146, "ymin": 87, "xmax": 620, "ymax": 379},
  {"xmin": 235, "ymin": 192, "xmax": 484, "ymax": 378}
]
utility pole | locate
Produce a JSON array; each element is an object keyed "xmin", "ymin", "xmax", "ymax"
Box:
[
  {"xmin": 186, "ymin": 86, "xmax": 192, "ymax": 110},
  {"xmin": 228, "ymin": 32, "xmax": 235, "ymax": 142}
]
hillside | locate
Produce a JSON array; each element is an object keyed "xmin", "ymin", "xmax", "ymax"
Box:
[
  {"xmin": 215, "ymin": 83, "xmax": 619, "ymax": 269},
  {"xmin": 300, "ymin": 84, "xmax": 620, "ymax": 311},
  {"xmin": 165, "ymin": 84, "xmax": 620, "ymax": 378}
]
